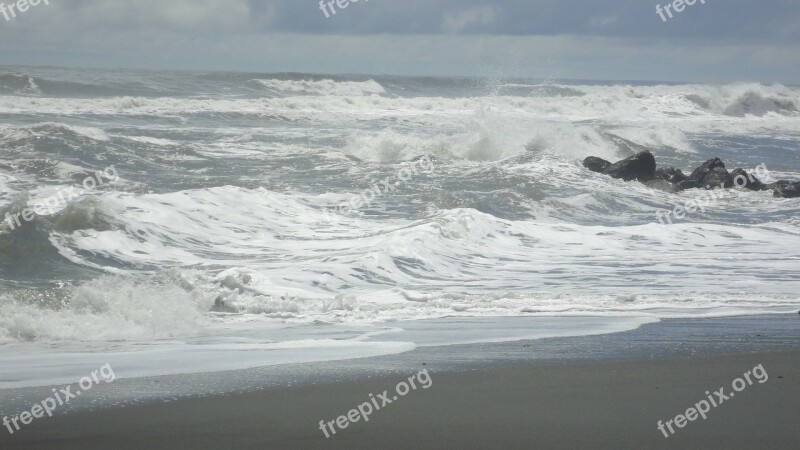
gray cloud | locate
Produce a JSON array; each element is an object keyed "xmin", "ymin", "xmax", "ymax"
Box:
[{"xmin": 0, "ymin": 0, "xmax": 798, "ymax": 82}]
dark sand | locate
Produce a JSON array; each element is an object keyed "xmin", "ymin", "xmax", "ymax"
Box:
[{"xmin": 2, "ymin": 316, "xmax": 799, "ymax": 449}]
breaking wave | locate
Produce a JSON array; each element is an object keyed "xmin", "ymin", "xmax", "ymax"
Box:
[{"xmin": 251, "ymin": 78, "xmax": 387, "ymax": 96}]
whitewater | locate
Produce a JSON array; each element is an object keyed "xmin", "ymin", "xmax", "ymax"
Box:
[{"xmin": 1, "ymin": 66, "xmax": 799, "ymax": 387}]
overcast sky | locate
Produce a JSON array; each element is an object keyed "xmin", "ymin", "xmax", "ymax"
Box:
[{"xmin": 1, "ymin": 0, "xmax": 799, "ymax": 83}]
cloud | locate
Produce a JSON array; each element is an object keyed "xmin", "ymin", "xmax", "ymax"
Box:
[
  {"xmin": 442, "ymin": 6, "xmax": 496, "ymax": 33},
  {"xmin": 15, "ymin": 0, "xmax": 251, "ymax": 31},
  {"xmin": 0, "ymin": 0, "xmax": 798, "ymax": 83},
  {"xmin": 5, "ymin": 0, "xmax": 800, "ymax": 41},
  {"xmin": 589, "ymin": 15, "xmax": 618, "ymax": 29}
]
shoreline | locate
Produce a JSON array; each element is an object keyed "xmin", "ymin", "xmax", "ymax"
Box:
[{"xmin": 1, "ymin": 314, "xmax": 798, "ymax": 448}]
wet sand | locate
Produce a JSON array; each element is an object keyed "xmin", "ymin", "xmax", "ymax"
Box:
[{"xmin": 2, "ymin": 316, "xmax": 799, "ymax": 449}]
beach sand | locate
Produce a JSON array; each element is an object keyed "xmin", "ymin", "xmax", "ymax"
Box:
[{"xmin": 1, "ymin": 316, "xmax": 798, "ymax": 449}]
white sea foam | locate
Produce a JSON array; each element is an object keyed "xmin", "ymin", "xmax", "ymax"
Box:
[
  {"xmin": 252, "ymin": 78, "xmax": 386, "ymax": 96},
  {"xmin": 0, "ymin": 83, "xmax": 795, "ymax": 122},
  {"xmin": 0, "ymin": 315, "xmax": 664, "ymax": 388},
  {"xmin": 1, "ymin": 86, "xmax": 797, "ymax": 159},
  {"xmin": 2, "ymin": 75, "xmax": 800, "ymax": 386},
  {"xmin": 0, "ymin": 276, "xmax": 214, "ymax": 345},
  {"xmin": 36, "ymin": 187, "xmax": 800, "ymax": 315}
]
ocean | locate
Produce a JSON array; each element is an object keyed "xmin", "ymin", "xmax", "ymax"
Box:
[{"xmin": 1, "ymin": 66, "xmax": 799, "ymax": 387}]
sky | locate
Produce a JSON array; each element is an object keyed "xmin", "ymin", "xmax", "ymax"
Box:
[{"xmin": 0, "ymin": 0, "xmax": 799, "ymax": 83}]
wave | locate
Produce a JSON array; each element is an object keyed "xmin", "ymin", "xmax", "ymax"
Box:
[
  {"xmin": 1, "ymin": 164, "xmax": 799, "ymax": 344},
  {"xmin": 0, "ymin": 123, "xmax": 120, "ymax": 191},
  {"xmin": 338, "ymin": 121, "xmax": 637, "ymax": 164},
  {"xmin": 0, "ymin": 122, "xmax": 109, "ymax": 142},
  {"xmin": 0, "ymin": 72, "xmax": 120, "ymax": 97},
  {"xmin": 722, "ymin": 91, "xmax": 798, "ymax": 116},
  {"xmin": 681, "ymin": 83, "xmax": 799, "ymax": 117},
  {"xmin": 0, "ymin": 74, "xmax": 42, "ymax": 95},
  {"xmin": 0, "ymin": 273, "xmax": 214, "ymax": 344},
  {"xmin": 2, "ymin": 83, "xmax": 797, "ymax": 123},
  {"xmin": 2, "ymin": 69, "xmax": 800, "ymax": 349},
  {"xmin": 2, "ymin": 270, "xmax": 797, "ymax": 347},
  {"xmin": 251, "ymin": 78, "xmax": 386, "ymax": 96},
  {"xmin": 3, "ymin": 69, "xmax": 798, "ymax": 118},
  {"xmin": 0, "ymin": 70, "xmax": 392, "ymax": 99},
  {"xmin": 36, "ymin": 185, "xmax": 800, "ymax": 294}
]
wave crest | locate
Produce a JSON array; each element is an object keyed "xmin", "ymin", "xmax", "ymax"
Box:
[
  {"xmin": 0, "ymin": 74, "xmax": 42, "ymax": 96},
  {"xmin": 682, "ymin": 83, "xmax": 799, "ymax": 117},
  {"xmin": 251, "ymin": 78, "xmax": 386, "ymax": 96},
  {"xmin": 0, "ymin": 273, "xmax": 215, "ymax": 343}
]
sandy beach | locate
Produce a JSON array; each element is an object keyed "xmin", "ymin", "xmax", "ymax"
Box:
[{"xmin": 2, "ymin": 315, "xmax": 798, "ymax": 449}]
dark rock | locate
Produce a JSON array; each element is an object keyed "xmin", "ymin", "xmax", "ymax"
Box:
[
  {"xmin": 689, "ymin": 158, "xmax": 725, "ymax": 182},
  {"xmin": 700, "ymin": 167, "xmax": 733, "ymax": 189},
  {"xmin": 730, "ymin": 168, "xmax": 767, "ymax": 190},
  {"xmin": 643, "ymin": 178, "xmax": 677, "ymax": 192},
  {"xmin": 655, "ymin": 166, "xmax": 688, "ymax": 184},
  {"xmin": 676, "ymin": 179, "xmax": 702, "ymax": 191},
  {"xmin": 602, "ymin": 151, "xmax": 656, "ymax": 182},
  {"xmin": 765, "ymin": 180, "xmax": 792, "ymax": 190},
  {"xmin": 583, "ymin": 156, "xmax": 611, "ymax": 173},
  {"xmin": 773, "ymin": 181, "xmax": 800, "ymax": 198}
]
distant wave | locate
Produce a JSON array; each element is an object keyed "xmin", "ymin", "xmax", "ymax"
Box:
[
  {"xmin": 681, "ymin": 83, "xmax": 799, "ymax": 117},
  {"xmin": 2, "ymin": 82, "xmax": 796, "ymax": 123},
  {"xmin": 0, "ymin": 73, "xmax": 42, "ymax": 95},
  {"xmin": 0, "ymin": 72, "xmax": 182, "ymax": 98},
  {"xmin": 251, "ymin": 78, "xmax": 386, "ymax": 96}
]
